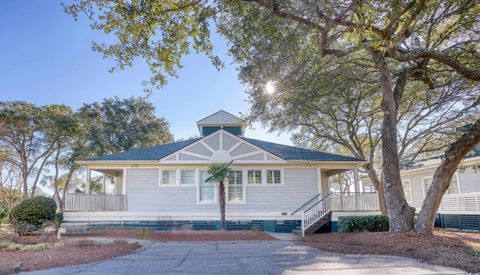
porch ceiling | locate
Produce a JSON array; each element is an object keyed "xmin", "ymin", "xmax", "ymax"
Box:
[
  {"xmin": 92, "ymin": 169, "xmax": 123, "ymax": 177},
  {"xmin": 326, "ymin": 169, "xmax": 351, "ymax": 177}
]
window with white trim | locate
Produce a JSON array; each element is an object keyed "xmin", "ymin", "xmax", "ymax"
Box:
[
  {"xmin": 423, "ymin": 175, "xmax": 460, "ymax": 197},
  {"xmin": 161, "ymin": 170, "xmax": 176, "ymax": 185},
  {"xmin": 266, "ymin": 170, "xmax": 281, "ymax": 185},
  {"xmin": 228, "ymin": 170, "xmax": 243, "ymax": 202},
  {"xmin": 180, "ymin": 169, "xmax": 195, "ymax": 185},
  {"xmin": 402, "ymin": 180, "xmax": 413, "ymax": 203},
  {"xmin": 247, "ymin": 170, "xmax": 262, "ymax": 185},
  {"xmin": 199, "ymin": 170, "xmax": 214, "ymax": 202}
]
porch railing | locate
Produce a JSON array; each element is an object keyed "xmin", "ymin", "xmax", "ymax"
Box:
[
  {"xmin": 330, "ymin": 192, "xmax": 380, "ymax": 211},
  {"xmin": 64, "ymin": 193, "xmax": 127, "ymax": 212},
  {"xmin": 440, "ymin": 192, "xmax": 480, "ymax": 213}
]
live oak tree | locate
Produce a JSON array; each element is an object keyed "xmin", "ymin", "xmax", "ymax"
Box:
[
  {"xmin": 42, "ymin": 105, "xmax": 82, "ymax": 211},
  {"xmin": 65, "ymin": 0, "xmax": 480, "ymax": 234},
  {"xmin": 0, "ymin": 102, "xmax": 57, "ymax": 199},
  {"xmin": 78, "ymin": 97, "xmax": 174, "ymax": 156},
  {"xmin": 228, "ymin": 42, "xmax": 479, "ymax": 215},
  {"xmin": 0, "ymin": 97, "xmax": 174, "ymax": 208}
]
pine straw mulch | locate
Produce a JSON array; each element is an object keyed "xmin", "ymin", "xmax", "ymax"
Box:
[
  {"xmin": 0, "ymin": 233, "xmax": 141, "ymax": 275},
  {"xmin": 82, "ymin": 228, "xmax": 277, "ymax": 242},
  {"xmin": 299, "ymin": 229, "xmax": 480, "ymax": 273}
]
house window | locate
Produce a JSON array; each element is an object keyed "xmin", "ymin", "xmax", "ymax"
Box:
[
  {"xmin": 402, "ymin": 180, "xmax": 413, "ymax": 203},
  {"xmin": 199, "ymin": 170, "xmax": 214, "ymax": 203},
  {"xmin": 266, "ymin": 170, "xmax": 281, "ymax": 185},
  {"xmin": 447, "ymin": 174, "xmax": 460, "ymax": 195},
  {"xmin": 247, "ymin": 170, "xmax": 262, "ymax": 185},
  {"xmin": 423, "ymin": 174, "xmax": 460, "ymax": 197},
  {"xmin": 228, "ymin": 171, "xmax": 243, "ymax": 202},
  {"xmin": 180, "ymin": 170, "xmax": 195, "ymax": 185},
  {"xmin": 161, "ymin": 170, "xmax": 177, "ymax": 185}
]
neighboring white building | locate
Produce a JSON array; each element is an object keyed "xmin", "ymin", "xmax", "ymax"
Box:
[
  {"xmin": 362, "ymin": 150, "xmax": 480, "ymax": 231},
  {"xmin": 64, "ymin": 110, "xmax": 380, "ymax": 235}
]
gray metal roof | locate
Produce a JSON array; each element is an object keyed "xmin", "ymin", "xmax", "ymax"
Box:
[
  {"xmin": 85, "ymin": 132, "xmax": 362, "ymax": 162},
  {"xmin": 86, "ymin": 138, "xmax": 201, "ymax": 161},
  {"xmin": 242, "ymin": 137, "xmax": 363, "ymax": 162}
]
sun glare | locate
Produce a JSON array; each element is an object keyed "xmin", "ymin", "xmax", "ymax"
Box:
[{"xmin": 265, "ymin": 81, "xmax": 276, "ymax": 94}]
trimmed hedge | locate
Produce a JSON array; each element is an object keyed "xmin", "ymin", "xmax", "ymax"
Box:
[
  {"xmin": 337, "ymin": 215, "xmax": 389, "ymax": 232},
  {"xmin": 10, "ymin": 196, "xmax": 57, "ymax": 235}
]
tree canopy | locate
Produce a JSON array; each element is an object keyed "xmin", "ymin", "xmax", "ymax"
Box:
[
  {"xmin": 64, "ymin": 0, "xmax": 480, "ymax": 234},
  {"xmin": 0, "ymin": 97, "xmax": 173, "ymax": 208}
]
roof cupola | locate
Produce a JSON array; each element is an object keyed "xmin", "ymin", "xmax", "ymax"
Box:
[{"xmin": 196, "ymin": 110, "xmax": 245, "ymax": 136}]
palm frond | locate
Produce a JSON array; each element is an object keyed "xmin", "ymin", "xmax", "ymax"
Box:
[{"xmin": 205, "ymin": 161, "xmax": 233, "ymax": 183}]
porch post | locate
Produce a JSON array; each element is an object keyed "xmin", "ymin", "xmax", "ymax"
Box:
[
  {"xmin": 102, "ymin": 174, "xmax": 106, "ymax": 194},
  {"xmin": 354, "ymin": 168, "xmax": 360, "ymax": 210},
  {"xmin": 85, "ymin": 168, "xmax": 91, "ymax": 194},
  {"xmin": 122, "ymin": 168, "xmax": 127, "ymax": 195}
]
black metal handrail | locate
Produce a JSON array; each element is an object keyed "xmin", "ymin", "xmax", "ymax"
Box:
[
  {"xmin": 304, "ymin": 193, "xmax": 333, "ymax": 213},
  {"xmin": 291, "ymin": 193, "xmax": 322, "ymax": 215}
]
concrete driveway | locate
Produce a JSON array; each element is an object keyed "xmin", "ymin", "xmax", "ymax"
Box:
[{"xmin": 25, "ymin": 241, "xmax": 465, "ymax": 275}]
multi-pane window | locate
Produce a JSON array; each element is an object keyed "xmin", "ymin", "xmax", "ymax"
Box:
[
  {"xmin": 161, "ymin": 170, "xmax": 177, "ymax": 185},
  {"xmin": 266, "ymin": 170, "xmax": 281, "ymax": 185},
  {"xmin": 199, "ymin": 171, "xmax": 214, "ymax": 202},
  {"xmin": 247, "ymin": 170, "xmax": 262, "ymax": 185},
  {"xmin": 402, "ymin": 180, "xmax": 412, "ymax": 203},
  {"xmin": 448, "ymin": 174, "xmax": 460, "ymax": 194},
  {"xmin": 423, "ymin": 175, "xmax": 460, "ymax": 197},
  {"xmin": 180, "ymin": 170, "xmax": 195, "ymax": 185},
  {"xmin": 228, "ymin": 171, "xmax": 243, "ymax": 202}
]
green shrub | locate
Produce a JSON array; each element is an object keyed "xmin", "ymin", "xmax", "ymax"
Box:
[
  {"xmin": 337, "ymin": 215, "xmax": 389, "ymax": 232},
  {"xmin": 0, "ymin": 208, "xmax": 10, "ymax": 224},
  {"xmin": 9, "ymin": 196, "xmax": 57, "ymax": 235},
  {"xmin": 53, "ymin": 212, "xmax": 63, "ymax": 230}
]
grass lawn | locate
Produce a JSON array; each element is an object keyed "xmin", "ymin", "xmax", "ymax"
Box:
[{"xmin": 299, "ymin": 229, "xmax": 480, "ymax": 273}]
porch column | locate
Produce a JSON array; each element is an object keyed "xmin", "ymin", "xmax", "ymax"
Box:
[
  {"xmin": 354, "ymin": 168, "xmax": 360, "ymax": 210},
  {"xmin": 122, "ymin": 168, "xmax": 127, "ymax": 195},
  {"xmin": 102, "ymin": 174, "xmax": 106, "ymax": 194},
  {"xmin": 85, "ymin": 168, "xmax": 91, "ymax": 194},
  {"xmin": 320, "ymin": 170, "xmax": 329, "ymax": 197}
]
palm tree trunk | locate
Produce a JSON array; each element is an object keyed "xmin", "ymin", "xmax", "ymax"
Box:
[{"xmin": 219, "ymin": 181, "xmax": 226, "ymax": 231}]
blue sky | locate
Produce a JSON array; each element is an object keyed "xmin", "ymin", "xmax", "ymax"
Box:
[{"xmin": 0, "ymin": 1, "xmax": 292, "ymax": 145}]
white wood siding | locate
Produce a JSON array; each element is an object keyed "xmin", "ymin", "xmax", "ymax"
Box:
[
  {"xmin": 401, "ymin": 167, "xmax": 480, "ymax": 209},
  {"xmin": 126, "ymin": 168, "xmax": 318, "ymax": 215},
  {"xmin": 458, "ymin": 167, "xmax": 480, "ymax": 193}
]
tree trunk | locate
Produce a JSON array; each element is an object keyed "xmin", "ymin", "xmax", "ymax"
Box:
[
  {"xmin": 415, "ymin": 119, "xmax": 480, "ymax": 235},
  {"xmin": 21, "ymin": 169, "xmax": 28, "ymax": 199},
  {"xmin": 218, "ymin": 181, "xmax": 226, "ymax": 231},
  {"xmin": 371, "ymin": 51, "xmax": 415, "ymax": 232},
  {"xmin": 53, "ymin": 148, "xmax": 61, "ymax": 210},
  {"xmin": 364, "ymin": 163, "xmax": 387, "ymax": 214}
]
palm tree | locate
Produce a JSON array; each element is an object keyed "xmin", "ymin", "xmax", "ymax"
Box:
[{"xmin": 205, "ymin": 161, "xmax": 233, "ymax": 231}]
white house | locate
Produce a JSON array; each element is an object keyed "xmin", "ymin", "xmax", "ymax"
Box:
[
  {"xmin": 362, "ymin": 149, "xmax": 480, "ymax": 231},
  {"xmin": 64, "ymin": 110, "xmax": 380, "ymax": 235}
]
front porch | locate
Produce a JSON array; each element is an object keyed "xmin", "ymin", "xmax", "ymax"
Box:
[{"xmin": 64, "ymin": 168, "xmax": 126, "ymax": 212}]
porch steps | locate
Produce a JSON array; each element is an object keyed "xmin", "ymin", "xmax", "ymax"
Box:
[{"xmin": 292, "ymin": 212, "xmax": 332, "ymax": 236}]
